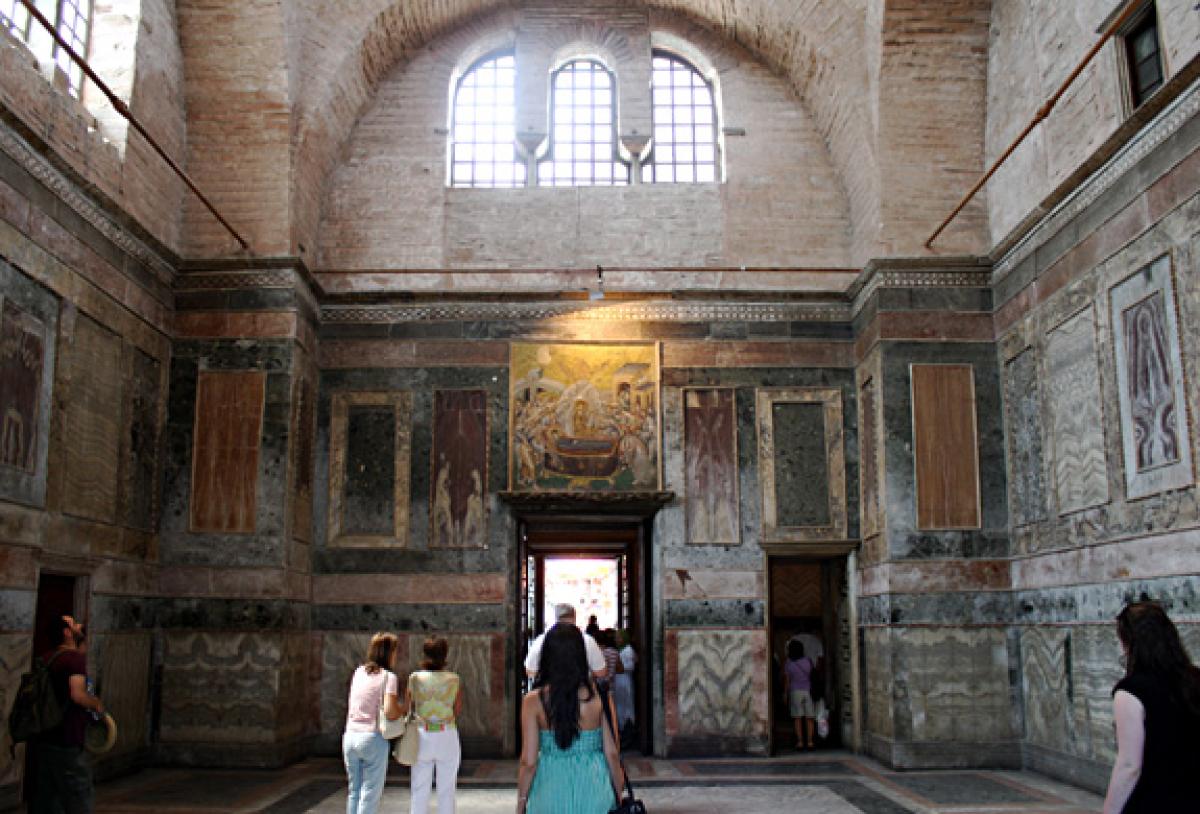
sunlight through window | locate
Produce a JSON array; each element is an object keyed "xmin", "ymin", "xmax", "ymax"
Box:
[
  {"xmin": 450, "ymin": 53, "xmax": 525, "ymax": 188},
  {"xmin": 648, "ymin": 52, "xmax": 718, "ymax": 184},
  {"xmin": 538, "ymin": 59, "xmax": 629, "ymax": 187}
]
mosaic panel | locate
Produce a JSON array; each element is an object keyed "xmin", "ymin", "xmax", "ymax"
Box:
[
  {"xmin": 431, "ymin": 390, "xmax": 488, "ymax": 548},
  {"xmin": 62, "ymin": 314, "xmax": 123, "ymax": 523},
  {"xmin": 683, "ymin": 388, "xmax": 739, "ymax": 545},
  {"xmin": 911, "ymin": 365, "xmax": 980, "ymax": 529},
  {"xmin": 189, "ymin": 371, "xmax": 266, "ymax": 533},
  {"xmin": 756, "ymin": 388, "xmax": 846, "ymax": 542},
  {"xmin": 1003, "ymin": 349, "xmax": 1047, "ymax": 526},
  {"xmin": 327, "ymin": 391, "xmax": 411, "ymax": 547},
  {"xmin": 1110, "ymin": 255, "xmax": 1194, "ymax": 499},
  {"xmin": 1044, "ymin": 308, "xmax": 1110, "ymax": 514},
  {"xmin": 509, "ymin": 342, "xmax": 660, "ymax": 491}
]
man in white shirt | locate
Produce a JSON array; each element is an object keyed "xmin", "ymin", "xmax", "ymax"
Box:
[{"xmin": 525, "ymin": 603, "xmax": 607, "ymax": 680}]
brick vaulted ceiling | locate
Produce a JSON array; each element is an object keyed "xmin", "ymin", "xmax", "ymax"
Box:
[{"xmin": 177, "ymin": 0, "xmax": 991, "ymax": 264}]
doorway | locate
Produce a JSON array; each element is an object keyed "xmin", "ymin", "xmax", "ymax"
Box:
[
  {"xmin": 766, "ymin": 556, "xmax": 846, "ymax": 754},
  {"xmin": 517, "ymin": 519, "xmax": 652, "ymax": 754}
]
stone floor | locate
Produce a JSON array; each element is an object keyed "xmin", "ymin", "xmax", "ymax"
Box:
[{"xmin": 93, "ymin": 753, "xmax": 1105, "ymax": 814}]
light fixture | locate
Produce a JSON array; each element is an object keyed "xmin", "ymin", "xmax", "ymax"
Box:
[{"xmin": 589, "ymin": 265, "xmax": 605, "ymax": 300}]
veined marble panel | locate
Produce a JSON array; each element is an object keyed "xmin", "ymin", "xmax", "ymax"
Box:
[
  {"xmin": 327, "ymin": 391, "xmax": 412, "ymax": 547},
  {"xmin": 118, "ymin": 349, "xmax": 162, "ymax": 532},
  {"xmin": 856, "ymin": 351, "xmax": 884, "ymax": 541},
  {"xmin": 160, "ymin": 632, "xmax": 282, "ymax": 744},
  {"xmin": 1110, "ymin": 255, "xmax": 1194, "ymax": 499},
  {"xmin": 674, "ymin": 630, "xmax": 764, "ymax": 738},
  {"xmin": 1020, "ymin": 627, "xmax": 1070, "ymax": 751},
  {"xmin": 189, "ymin": 371, "xmax": 266, "ymax": 533},
  {"xmin": 290, "ymin": 359, "xmax": 316, "ymax": 543},
  {"xmin": 400, "ymin": 634, "xmax": 498, "ymax": 740},
  {"xmin": 1044, "ymin": 308, "xmax": 1110, "ymax": 515},
  {"xmin": 319, "ymin": 632, "xmax": 373, "ymax": 736},
  {"xmin": 1003, "ymin": 349, "xmax": 1047, "ymax": 526},
  {"xmin": 0, "ymin": 634, "xmax": 31, "ymax": 786},
  {"xmin": 892, "ymin": 628, "xmax": 1013, "ymax": 743},
  {"xmin": 863, "ymin": 629, "xmax": 894, "ymax": 740},
  {"xmin": 277, "ymin": 633, "xmax": 309, "ymax": 742},
  {"xmin": 683, "ymin": 388, "xmax": 740, "ymax": 545},
  {"xmin": 95, "ymin": 632, "xmax": 152, "ymax": 757}
]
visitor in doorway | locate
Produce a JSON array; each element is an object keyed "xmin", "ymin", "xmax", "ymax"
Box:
[
  {"xmin": 1102, "ymin": 602, "xmax": 1200, "ymax": 814},
  {"xmin": 516, "ymin": 625, "xmax": 624, "ymax": 814},
  {"xmin": 613, "ymin": 630, "xmax": 637, "ymax": 746},
  {"xmin": 525, "ymin": 603, "xmax": 607, "ymax": 681},
  {"xmin": 585, "ymin": 615, "xmax": 600, "ymax": 639},
  {"xmin": 407, "ymin": 636, "xmax": 463, "ymax": 814},
  {"xmin": 783, "ymin": 640, "xmax": 816, "ymax": 750},
  {"xmin": 788, "ymin": 624, "xmax": 825, "ymax": 701},
  {"xmin": 596, "ymin": 629, "xmax": 623, "ymax": 690},
  {"xmin": 343, "ymin": 632, "xmax": 403, "ymax": 814},
  {"xmin": 29, "ymin": 615, "xmax": 104, "ymax": 814}
]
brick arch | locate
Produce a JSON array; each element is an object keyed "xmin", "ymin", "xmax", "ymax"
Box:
[{"xmin": 290, "ymin": 0, "xmax": 878, "ymax": 264}]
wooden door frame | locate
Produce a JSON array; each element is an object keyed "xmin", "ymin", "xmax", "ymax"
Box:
[{"xmin": 516, "ymin": 515, "xmax": 653, "ymax": 755}]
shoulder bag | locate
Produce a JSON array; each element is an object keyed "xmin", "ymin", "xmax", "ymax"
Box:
[
  {"xmin": 392, "ymin": 672, "xmax": 420, "ymax": 765},
  {"xmin": 599, "ymin": 684, "xmax": 647, "ymax": 814}
]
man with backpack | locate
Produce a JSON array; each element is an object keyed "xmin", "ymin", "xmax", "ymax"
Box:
[{"xmin": 25, "ymin": 615, "xmax": 104, "ymax": 813}]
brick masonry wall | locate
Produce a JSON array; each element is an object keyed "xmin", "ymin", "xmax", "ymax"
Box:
[
  {"xmin": 985, "ymin": 0, "xmax": 1200, "ymax": 247},
  {"xmin": 316, "ymin": 5, "xmax": 853, "ymax": 270}
]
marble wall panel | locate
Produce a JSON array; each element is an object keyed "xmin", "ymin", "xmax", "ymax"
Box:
[
  {"xmin": 189, "ymin": 371, "xmax": 266, "ymax": 533},
  {"xmin": 400, "ymin": 633, "xmax": 498, "ymax": 741},
  {"xmin": 857, "ymin": 359, "xmax": 884, "ymax": 540},
  {"xmin": 892, "ymin": 628, "xmax": 1013, "ymax": 743},
  {"xmin": 1044, "ymin": 308, "xmax": 1110, "ymax": 515},
  {"xmin": 1110, "ymin": 255, "xmax": 1194, "ymax": 499},
  {"xmin": 327, "ymin": 391, "xmax": 412, "ymax": 547},
  {"xmin": 0, "ymin": 261, "xmax": 57, "ymax": 509},
  {"xmin": 118, "ymin": 349, "xmax": 162, "ymax": 532},
  {"xmin": 319, "ymin": 632, "xmax": 372, "ymax": 736},
  {"xmin": 911, "ymin": 364, "xmax": 981, "ymax": 529},
  {"xmin": 1003, "ymin": 349, "xmax": 1047, "ymax": 526},
  {"xmin": 290, "ymin": 361, "xmax": 316, "ymax": 543},
  {"xmin": 160, "ymin": 632, "xmax": 282, "ymax": 744},
  {"xmin": 1020, "ymin": 627, "xmax": 1070, "ymax": 751},
  {"xmin": 863, "ymin": 629, "xmax": 894, "ymax": 740},
  {"xmin": 431, "ymin": 390, "xmax": 488, "ymax": 548},
  {"xmin": 95, "ymin": 632, "xmax": 152, "ymax": 758},
  {"xmin": 0, "ymin": 634, "xmax": 31, "ymax": 787},
  {"xmin": 756, "ymin": 388, "xmax": 847, "ymax": 542},
  {"xmin": 276, "ymin": 633, "xmax": 308, "ymax": 742},
  {"xmin": 62, "ymin": 313, "xmax": 123, "ymax": 523},
  {"xmin": 683, "ymin": 388, "xmax": 739, "ymax": 544},
  {"xmin": 674, "ymin": 630, "xmax": 764, "ymax": 738}
]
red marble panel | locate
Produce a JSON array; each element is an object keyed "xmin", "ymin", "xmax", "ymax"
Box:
[
  {"xmin": 684, "ymin": 388, "xmax": 739, "ymax": 544},
  {"xmin": 175, "ymin": 311, "xmax": 297, "ymax": 339},
  {"xmin": 189, "ymin": 371, "xmax": 266, "ymax": 533},
  {"xmin": 311, "ymin": 573, "xmax": 507, "ymax": 604},
  {"xmin": 431, "ymin": 390, "xmax": 488, "ymax": 548},
  {"xmin": 664, "ymin": 630, "xmax": 679, "ymax": 737},
  {"xmin": 663, "ymin": 341, "xmax": 853, "ymax": 369},
  {"xmin": 911, "ymin": 364, "xmax": 980, "ymax": 529},
  {"xmin": 878, "ymin": 311, "xmax": 994, "ymax": 342},
  {"xmin": 320, "ymin": 340, "xmax": 509, "ymax": 368}
]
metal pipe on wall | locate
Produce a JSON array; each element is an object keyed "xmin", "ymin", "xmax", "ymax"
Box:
[
  {"xmin": 16, "ymin": 0, "xmax": 252, "ymax": 252},
  {"xmin": 925, "ymin": 0, "xmax": 1147, "ymax": 249}
]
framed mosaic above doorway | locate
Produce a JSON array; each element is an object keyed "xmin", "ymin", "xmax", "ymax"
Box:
[{"xmin": 509, "ymin": 342, "xmax": 661, "ymax": 492}]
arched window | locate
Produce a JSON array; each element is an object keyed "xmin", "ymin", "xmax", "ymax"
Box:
[
  {"xmin": 2, "ymin": 0, "xmax": 92, "ymax": 97},
  {"xmin": 648, "ymin": 52, "xmax": 718, "ymax": 183},
  {"xmin": 450, "ymin": 53, "xmax": 525, "ymax": 188},
  {"xmin": 538, "ymin": 59, "xmax": 629, "ymax": 187}
]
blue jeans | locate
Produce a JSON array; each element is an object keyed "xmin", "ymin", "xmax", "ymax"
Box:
[{"xmin": 343, "ymin": 730, "xmax": 389, "ymax": 814}]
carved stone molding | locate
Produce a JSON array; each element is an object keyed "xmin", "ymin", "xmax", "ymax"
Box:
[{"xmin": 322, "ymin": 300, "xmax": 851, "ymax": 324}]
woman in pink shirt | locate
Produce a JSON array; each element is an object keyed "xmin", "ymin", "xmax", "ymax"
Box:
[
  {"xmin": 344, "ymin": 632, "xmax": 404, "ymax": 813},
  {"xmin": 783, "ymin": 640, "xmax": 816, "ymax": 750}
]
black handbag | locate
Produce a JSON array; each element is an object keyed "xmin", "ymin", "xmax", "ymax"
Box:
[{"xmin": 599, "ymin": 684, "xmax": 647, "ymax": 814}]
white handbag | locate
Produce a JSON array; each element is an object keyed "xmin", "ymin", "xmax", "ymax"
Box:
[{"xmin": 377, "ymin": 672, "xmax": 406, "ymax": 739}]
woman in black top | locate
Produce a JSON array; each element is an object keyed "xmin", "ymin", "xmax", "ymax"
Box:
[{"xmin": 1102, "ymin": 602, "xmax": 1200, "ymax": 813}]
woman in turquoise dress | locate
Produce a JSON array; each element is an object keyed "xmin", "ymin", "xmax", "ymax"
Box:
[{"xmin": 517, "ymin": 625, "xmax": 624, "ymax": 814}]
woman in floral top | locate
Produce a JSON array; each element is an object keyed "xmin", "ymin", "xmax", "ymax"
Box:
[{"xmin": 406, "ymin": 636, "xmax": 463, "ymax": 814}]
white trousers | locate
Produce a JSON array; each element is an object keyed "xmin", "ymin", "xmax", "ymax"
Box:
[{"xmin": 409, "ymin": 727, "xmax": 461, "ymax": 814}]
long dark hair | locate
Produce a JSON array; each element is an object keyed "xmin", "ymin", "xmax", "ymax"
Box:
[
  {"xmin": 1116, "ymin": 602, "xmax": 1200, "ymax": 717},
  {"xmin": 533, "ymin": 625, "xmax": 594, "ymax": 749},
  {"xmin": 420, "ymin": 636, "xmax": 449, "ymax": 670}
]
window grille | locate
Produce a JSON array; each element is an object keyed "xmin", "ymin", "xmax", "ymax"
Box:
[
  {"xmin": 449, "ymin": 53, "xmax": 525, "ymax": 188},
  {"xmin": 648, "ymin": 52, "xmax": 718, "ymax": 183},
  {"xmin": 0, "ymin": 1, "xmax": 91, "ymax": 98},
  {"xmin": 538, "ymin": 59, "xmax": 629, "ymax": 187}
]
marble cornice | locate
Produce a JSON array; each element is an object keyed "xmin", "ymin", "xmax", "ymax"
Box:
[
  {"xmin": 848, "ymin": 256, "xmax": 994, "ymax": 319},
  {"xmin": 0, "ymin": 111, "xmax": 177, "ymax": 281}
]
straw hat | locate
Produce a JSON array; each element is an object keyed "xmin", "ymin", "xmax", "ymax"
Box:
[{"xmin": 84, "ymin": 713, "xmax": 118, "ymax": 755}]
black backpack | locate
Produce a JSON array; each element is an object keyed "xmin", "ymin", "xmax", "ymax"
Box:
[{"xmin": 7, "ymin": 650, "xmax": 66, "ymax": 754}]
